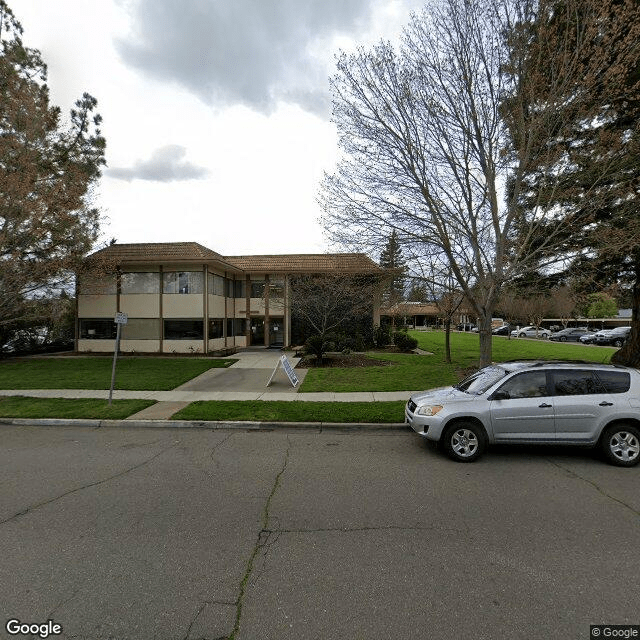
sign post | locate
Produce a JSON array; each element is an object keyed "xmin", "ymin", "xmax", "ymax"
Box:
[{"xmin": 109, "ymin": 313, "xmax": 128, "ymax": 405}]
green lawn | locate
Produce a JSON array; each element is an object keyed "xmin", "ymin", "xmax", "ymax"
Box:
[
  {"xmin": 299, "ymin": 331, "xmax": 616, "ymax": 393},
  {"xmin": 172, "ymin": 400, "xmax": 405, "ymax": 423},
  {"xmin": 0, "ymin": 357, "xmax": 236, "ymax": 390},
  {"xmin": 0, "ymin": 397, "xmax": 156, "ymax": 419}
]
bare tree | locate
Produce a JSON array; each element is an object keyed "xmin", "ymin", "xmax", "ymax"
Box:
[
  {"xmin": 289, "ymin": 273, "xmax": 378, "ymax": 362},
  {"xmin": 320, "ymin": 0, "xmax": 618, "ymax": 366}
]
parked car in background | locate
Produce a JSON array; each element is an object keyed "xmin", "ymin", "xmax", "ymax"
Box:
[
  {"xmin": 549, "ymin": 327, "xmax": 590, "ymax": 342},
  {"xmin": 492, "ymin": 324, "xmax": 512, "ymax": 336},
  {"xmin": 594, "ymin": 326, "xmax": 631, "ymax": 347},
  {"xmin": 405, "ymin": 360, "xmax": 640, "ymax": 466},
  {"xmin": 580, "ymin": 332, "xmax": 599, "ymax": 344},
  {"xmin": 510, "ymin": 326, "xmax": 550, "ymax": 339}
]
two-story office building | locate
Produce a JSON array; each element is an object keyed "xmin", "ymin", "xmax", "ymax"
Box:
[{"xmin": 76, "ymin": 242, "xmax": 384, "ymax": 354}]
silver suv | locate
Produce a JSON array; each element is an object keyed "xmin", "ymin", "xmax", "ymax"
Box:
[{"xmin": 405, "ymin": 361, "xmax": 640, "ymax": 466}]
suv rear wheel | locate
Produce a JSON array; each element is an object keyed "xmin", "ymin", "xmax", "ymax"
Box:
[
  {"xmin": 442, "ymin": 421, "xmax": 486, "ymax": 463},
  {"xmin": 601, "ymin": 424, "xmax": 640, "ymax": 467}
]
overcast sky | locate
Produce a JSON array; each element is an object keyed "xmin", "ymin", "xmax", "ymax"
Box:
[{"xmin": 10, "ymin": 0, "xmax": 423, "ymax": 257}]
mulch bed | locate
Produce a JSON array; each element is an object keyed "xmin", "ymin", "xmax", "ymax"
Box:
[{"xmin": 297, "ymin": 353, "xmax": 395, "ymax": 368}]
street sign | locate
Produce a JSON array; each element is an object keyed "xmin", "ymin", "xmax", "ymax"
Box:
[{"xmin": 114, "ymin": 312, "xmax": 128, "ymax": 325}]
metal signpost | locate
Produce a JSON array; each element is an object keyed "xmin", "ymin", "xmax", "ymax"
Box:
[{"xmin": 109, "ymin": 312, "xmax": 128, "ymax": 405}]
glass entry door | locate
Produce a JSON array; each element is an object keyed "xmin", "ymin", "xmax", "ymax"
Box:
[
  {"xmin": 269, "ymin": 317, "xmax": 284, "ymax": 347},
  {"xmin": 250, "ymin": 318, "xmax": 264, "ymax": 346}
]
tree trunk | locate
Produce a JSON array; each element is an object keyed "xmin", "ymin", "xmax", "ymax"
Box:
[
  {"xmin": 478, "ymin": 313, "xmax": 493, "ymax": 367},
  {"xmin": 611, "ymin": 255, "xmax": 640, "ymax": 368}
]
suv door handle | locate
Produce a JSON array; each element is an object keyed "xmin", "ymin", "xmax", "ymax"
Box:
[
  {"xmin": 538, "ymin": 403, "xmax": 552, "ymax": 408},
  {"xmin": 599, "ymin": 401, "xmax": 613, "ymax": 406}
]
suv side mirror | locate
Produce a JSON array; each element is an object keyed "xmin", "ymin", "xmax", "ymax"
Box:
[{"xmin": 489, "ymin": 390, "xmax": 510, "ymax": 401}]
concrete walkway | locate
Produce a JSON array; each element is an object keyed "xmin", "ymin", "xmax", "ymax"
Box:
[{"xmin": 0, "ymin": 349, "xmax": 418, "ymax": 421}]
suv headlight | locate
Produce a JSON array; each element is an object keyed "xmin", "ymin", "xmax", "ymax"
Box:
[{"xmin": 416, "ymin": 404, "xmax": 443, "ymax": 416}]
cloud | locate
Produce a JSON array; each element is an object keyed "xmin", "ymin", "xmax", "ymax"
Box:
[
  {"xmin": 115, "ymin": 0, "xmax": 379, "ymax": 115},
  {"xmin": 107, "ymin": 144, "xmax": 210, "ymax": 182}
]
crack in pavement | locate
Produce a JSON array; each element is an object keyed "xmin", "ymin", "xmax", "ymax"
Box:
[
  {"xmin": 547, "ymin": 459, "xmax": 640, "ymax": 518},
  {"xmin": 228, "ymin": 436, "xmax": 291, "ymax": 640},
  {"xmin": 0, "ymin": 441, "xmax": 178, "ymax": 526},
  {"xmin": 262, "ymin": 524, "xmax": 470, "ymax": 534}
]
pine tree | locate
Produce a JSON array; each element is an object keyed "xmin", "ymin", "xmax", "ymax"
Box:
[
  {"xmin": 379, "ymin": 231, "xmax": 406, "ymax": 307},
  {"xmin": 0, "ymin": 1, "xmax": 106, "ymax": 344}
]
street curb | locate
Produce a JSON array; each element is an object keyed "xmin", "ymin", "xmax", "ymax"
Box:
[{"xmin": 0, "ymin": 418, "xmax": 410, "ymax": 432}]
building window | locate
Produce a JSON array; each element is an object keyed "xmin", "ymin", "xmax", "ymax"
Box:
[
  {"xmin": 121, "ymin": 272, "xmax": 160, "ymax": 294},
  {"xmin": 121, "ymin": 319, "xmax": 161, "ymax": 340},
  {"xmin": 235, "ymin": 280, "xmax": 246, "ymax": 298},
  {"xmin": 208, "ymin": 319, "xmax": 224, "ymax": 339},
  {"xmin": 79, "ymin": 319, "xmax": 117, "ymax": 339},
  {"xmin": 251, "ymin": 281, "xmax": 265, "ymax": 298},
  {"xmin": 78, "ymin": 276, "xmax": 117, "ymax": 295},
  {"xmin": 225, "ymin": 318, "xmax": 247, "ymax": 337},
  {"xmin": 270, "ymin": 278, "xmax": 284, "ymax": 301},
  {"xmin": 163, "ymin": 272, "xmax": 203, "ymax": 294},
  {"xmin": 208, "ymin": 274, "xmax": 225, "ymax": 296},
  {"xmin": 163, "ymin": 320, "xmax": 204, "ymax": 340}
]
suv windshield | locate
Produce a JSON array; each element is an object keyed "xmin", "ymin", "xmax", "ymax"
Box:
[{"xmin": 455, "ymin": 366, "xmax": 508, "ymax": 395}]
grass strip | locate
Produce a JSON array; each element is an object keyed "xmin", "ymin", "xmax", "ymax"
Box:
[
  {"xmin": 0, "ymin": 357, "xmax": 236, "ymax": 391},
  {"xmin": 299, "ymin": 332, "xmax": 615, "ymax": 393},
  {"xmin": 172, "ymin": 400, "xmax": 406, "ymax": 423},
  {"xmin": 0, "ymin": 397, "xmax": 156, "ymax": 420},
  {"xmin": 299, "ymin": 352, "xmax": 458, "ymax": 393}
]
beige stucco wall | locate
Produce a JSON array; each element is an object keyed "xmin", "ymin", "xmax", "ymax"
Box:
[
  {"xmin": 77, "ymin": 339, "xmax": 115, "ymax": 352},
  {"xmin": 250, "ymin": 298, "xmax": 266, "ymax": 314},
  {"xmin": 208, "ymin": 295, "xmax": 226, "ymax": 317},
  {"xmin": 162, "ymin": 339, "xmax": 204, "ymax": 354},
  {"xmin": 120, "ymin": 295, "xmax": 160, "ymax": 318},
  {"xmin": 162, "ymin": 294, "xmax": 203, "ymax": 317},
  {"xmin": 120, "ymin": 340, "xmax": 161, "ymax": 353},
  {"xmin": 78, "ymin": 295, "xmax": 117, "ymax": 317}
]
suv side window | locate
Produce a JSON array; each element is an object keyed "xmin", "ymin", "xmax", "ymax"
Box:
[
  {"xmin": 595, "ymin": 371, "xmax": 631, "ymax": 394},
  {"xmin": 551, "ymin": 370, "xmax": 605, "ymax": 396},
  {"xmin": 496, "ymin": 371, "xmax": 549, "ymax": 399}
]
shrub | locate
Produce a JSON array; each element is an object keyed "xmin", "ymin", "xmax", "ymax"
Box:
[
  {"xmin": 393, "ymin": 331, "xmax": 418, "ymax": 352},
  {"xmin": 374, "ymin": 324, "xmax": 392, "ymax": 347}
]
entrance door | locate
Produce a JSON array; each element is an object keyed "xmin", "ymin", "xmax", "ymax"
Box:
[
  {"xmin": 250, "ymin": 318, "xmax": 264, "ymax": 346},
  {"xmin": 269, "ymin": 317, "xmax": 284, "ymax": 347}
]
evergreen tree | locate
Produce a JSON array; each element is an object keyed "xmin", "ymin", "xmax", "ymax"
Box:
[
  {"xmin": 379, "ymin": 230, "xmax": 406, "ymax": 307},
  {"xmin": 502, "ymin": 0, "xmax": 640, "ymax": 365},
  {"xmin": 0, "ymin": 1, "xmax": 106, "ymax": 344}
]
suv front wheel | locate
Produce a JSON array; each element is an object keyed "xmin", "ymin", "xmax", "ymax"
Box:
[
  {"xmin": 601, "ymin": 424, "xmax": 640, "ymax": 467},
  {"xmin": 442, "ymin": 421, "xmax": 486, "ymax": 463}
]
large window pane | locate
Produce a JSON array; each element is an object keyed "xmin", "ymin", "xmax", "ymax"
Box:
[
  {"xmin": 163, "ymin": 272, "xmax": 203, "ymax": 294},
  {"xmin": 79, "ymin": 319, "xmax": 117, "ymax": 339},
  {"xmin": 235, "ymin": 280, "xmax": 246, "ymax": 298},
  {"xmin": 121, "ymin": 318, "xmax": 161, "ymax": 340},
  {"xmin": 208, "ymin": 274, "xmax": 225, "ymax": 296},
  {"xmin": 251, "ymin": 281, "xmax": 265, "ymax": 298},
  {"xmin": 163, "ymin": 320, "xmax": 204, "ymax": 340},
  {"xmin": 78, "ymin": 276, "xmax": 117, "ymax": 295},
  {"xmin": 121, "ymin": 272, "xmax": 160, "ymax": 294},
  {"xmin": 208, "ymin": 318, "xmax": 224, "ymax": 339}
]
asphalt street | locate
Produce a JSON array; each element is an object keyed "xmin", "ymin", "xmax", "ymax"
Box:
[{"xmin": 0, "ymin": 424, "xmax": 638, "ymax": 640}]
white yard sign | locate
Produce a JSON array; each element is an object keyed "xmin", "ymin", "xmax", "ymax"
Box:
[{"xmin": 267, "ymin": 354, "xmax": 299, "ymax": 388}]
